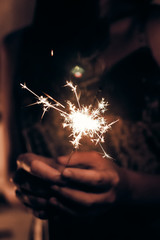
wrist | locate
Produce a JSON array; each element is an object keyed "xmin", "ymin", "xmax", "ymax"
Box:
[
  {"xmin": 120, "ymin": 168, "xmax": 145, "ymax": 203},
  {"xmin": 121, "ymin": 169, "xmax": 160, "ymax": 204}
]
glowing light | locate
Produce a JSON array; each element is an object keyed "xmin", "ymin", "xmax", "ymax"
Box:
[
  {"xmin": 74, "ymin": 72, "xmax": 82, "ymax": 78},
  {"xmin": 21, "ymin": 81, "xmax": 118, "ymax": 158},
  {"xmin": 71, "ymin": 65, "xmax": 84, "ymax": 78},
  {"xmin": 51, "ymin": 49, "xmax": 54, "ymax": 56}
]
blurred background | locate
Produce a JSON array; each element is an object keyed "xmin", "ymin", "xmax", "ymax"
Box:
[{"xmin": 0, "ymin": 1, "xmax": 46, "ymax": 240}]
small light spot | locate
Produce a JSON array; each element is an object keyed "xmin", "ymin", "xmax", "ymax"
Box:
[
  {"xmin": 71, "ymin": 65, "xmax": 85, "ymax": 78},
  {"xmin": 51, "ymin": 49, "xmax": 54, "ymax": 56}
]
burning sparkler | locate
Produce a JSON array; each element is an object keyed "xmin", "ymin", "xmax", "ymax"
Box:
[{"xmin": 20, "ymin": 81, "xmax": 118, "ymax": 158}]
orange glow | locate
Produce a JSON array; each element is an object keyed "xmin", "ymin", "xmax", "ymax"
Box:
[
  {"xmin": 51, "ymin": 49, "xmax": 54, "ymax": 56},
  {"xmin": 74, "ymin": 71, "xmax": 82, "ymax": 78}
]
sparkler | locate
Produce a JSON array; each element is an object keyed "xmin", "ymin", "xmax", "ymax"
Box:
[{"xmin": 20, "ymin": 81, "xmax": 118, "ymax": 159}]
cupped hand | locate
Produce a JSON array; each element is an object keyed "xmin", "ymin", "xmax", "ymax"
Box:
[{"xmin": 14, "ymin": 152, "xmax": 130, "ymax": 218}]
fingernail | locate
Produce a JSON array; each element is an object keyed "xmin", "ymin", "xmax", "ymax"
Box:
[
  {"xmin": 16, "ymin": 160, "xmax": 21, "ymax": 168},
  {"xmin": 17, "ymin": 160, "xmax": 31, "ymax": 173},
  {"xmin": 62, "ymin": 169, "xmax": 72, "ymax": 178}
]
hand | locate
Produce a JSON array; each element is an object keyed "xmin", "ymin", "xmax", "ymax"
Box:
[
  {"xmin": 14, "ymin": 153, "xmax": 62, "ymax": 219},
  {"xmin": 48, "ymin": 151, "xmax": 129, "ymax": 216},
  {"xmin": 14, "ymin": 152, "xmax": 130, "ymax": 218}
]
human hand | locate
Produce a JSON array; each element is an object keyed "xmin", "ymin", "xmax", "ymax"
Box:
[
  {"xmin": 48, "ymin": 151, "xmax": 130, "ymax": 216},
  {"xmin": 14, "ymin": 153, "xmax": 62, "ymax": 219},
  {"xmin": 14, "ymin": 152, "xmax": 130, "ymax": 218}
]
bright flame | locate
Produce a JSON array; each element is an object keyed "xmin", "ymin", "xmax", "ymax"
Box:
[
  {"xmin": 21, "ymin": 81, "xmax": 118, "ymax": 158},
  {"xmin": 61, "ymin": 101, "xmax": 111, "ymax": 151},
  {"xmin": 71, "ymin": 111, "xmax": 99, "ymax": 131}
]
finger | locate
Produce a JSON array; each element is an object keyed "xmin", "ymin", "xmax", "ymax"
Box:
[
  {"xmin": 57, "ymin": 151, "xmax": 101, "ymax": 168},
  {"xmin": 30, "ymin": 160, "xmax": 63, "ymax": 184},
  {"xmin": 51, "ymin": 185, "xmax": 116, "ymax": 207},
  {"xmin": 16, "ymin": 190, "xmax": 33, "ymax": 208},
  {"xmin": 17, "ymin": 153, "xmax": 58, "ymax": 173},
  {"xmin": 49, "ymin": 197, "xmax": 110, "ymax": 217},
  {"xmin": 14, "ymin": 171, "xmax": 52, "ymax": 197},
  {"xmin": 62, "ymin": 168, "xmax": 112, "ymax": 189},
  {"xmin": 49, "ymin": 197, "xmax": 76, "ymax": 216},
  {"xmin": 18, "ymin": 185, "xmax": 51, "ymax": 198},
  {"xmin": 16, "ymin": 189, "xmax": 48, "ymax": 210}
]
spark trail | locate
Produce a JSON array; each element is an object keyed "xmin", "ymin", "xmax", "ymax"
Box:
[{"xmin": 21, "ymin": 82, "xmax": 118, "ymax": 158}]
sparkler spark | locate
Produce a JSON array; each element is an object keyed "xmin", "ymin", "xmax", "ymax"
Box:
[
  {"xmin": 21, "ymin": 82, "xmax": 118, "ymax": 158},
  {"xmin": 20, "ymin": 83, "xmax": 67, "ymax": 119}
]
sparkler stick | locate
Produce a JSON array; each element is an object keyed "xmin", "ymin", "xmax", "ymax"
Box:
[
  {"xmin": 61, "ymin": 149, "xmax": 76, "ymax": 175},
  {"xmin": 20, "ymin": 81, "xmax": 118, "ymax": 161}
]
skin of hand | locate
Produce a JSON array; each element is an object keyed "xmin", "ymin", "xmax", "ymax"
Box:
[{"xmin": 14, "ymin": 151, "xmax": 130, "ymax": 218}]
